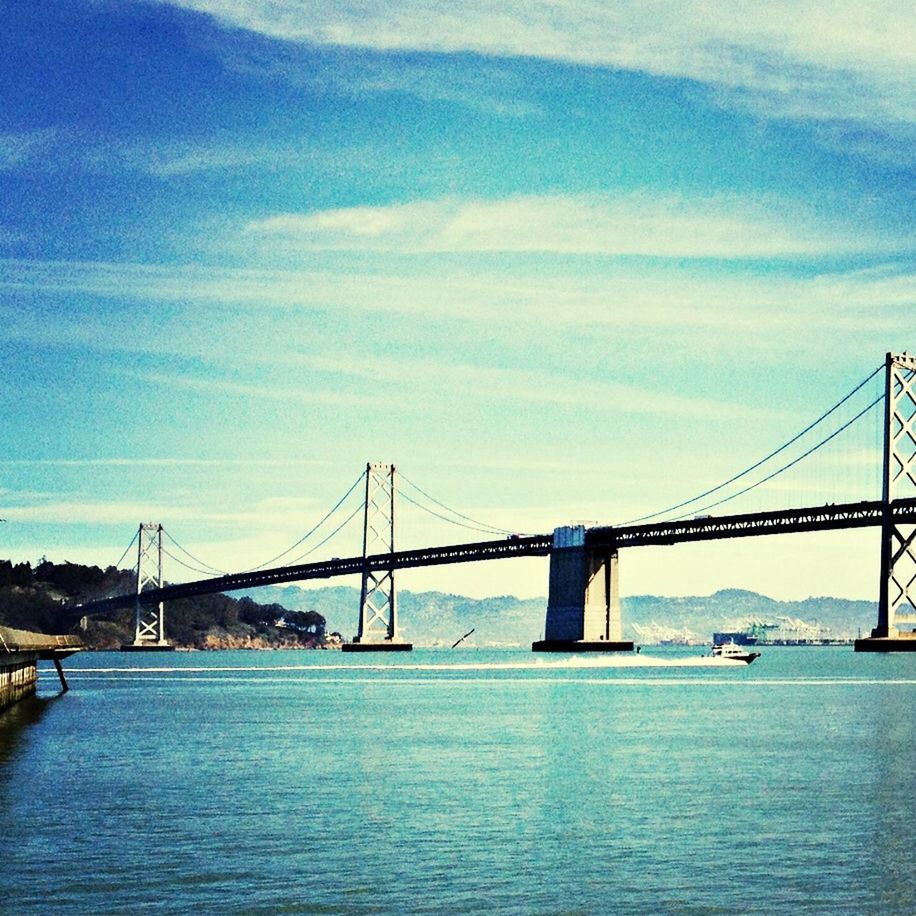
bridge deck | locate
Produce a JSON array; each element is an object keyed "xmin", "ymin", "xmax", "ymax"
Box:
[
  {"xmin": 589, "ymin": 498, "xmax": 916, "ymax": 549},
  {"xmin": 70, "ymin": 535, "xmax": 553, "ymax": 617},
  {"xmin": 69, "ymin": 498, "xmax": 916, "ymax": 618}
]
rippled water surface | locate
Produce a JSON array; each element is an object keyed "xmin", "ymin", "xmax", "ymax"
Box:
[{"xmin": 2, "ymin": 647, "xmax": 915, "ymax": 914}]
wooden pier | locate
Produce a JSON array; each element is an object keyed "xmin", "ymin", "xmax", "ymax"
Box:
[{"xmin": 0, "ymin": 627, "xmax": 84, "ymax": 712}]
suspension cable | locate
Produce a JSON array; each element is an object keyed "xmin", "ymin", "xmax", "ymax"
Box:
[
  {"xmin": 622, "ymin": 363, "xmax": 885, "ymax": 524},
  {"xmin": 111, "ymin": 529, "xmax": 139, "ymax": 570},
  {"xmin": 286, "ymin": 501, "xmax": 365, "ymax": 565},
  {"xmin": 160, "ymin": 546, "xmax": 223, "ymax": 578},
  {"xmin": 397, "ymin": 488, "xmax": 518, "ymax": 536},
  {"xmin": 238, "ymin": 470, "xmax": 367, "ymax": 571},
  {"xmin": 398, "ymin": 472, "xmax": 516, "ymax": 535},
  {"xmin": 162, "ymin": 529, "xmax": 228, "ymax": 576},
  {"xmin": 669, "ymin": 393, "xmax": 884, "ymax": 520}
]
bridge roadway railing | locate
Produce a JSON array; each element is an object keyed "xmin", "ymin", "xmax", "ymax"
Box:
[
  {"xmin": 69, "ymin": 498, "xmax": 916, "ymax": 620},
  {"xmin": 588, "ymin": 498, "xmax": 916, "ymax": 549},
  {"xmin": 0, "ymin": 626, "xmax": 85, "ymax": 659}
]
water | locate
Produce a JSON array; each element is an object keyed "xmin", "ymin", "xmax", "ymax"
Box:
[{"xmin": 1, "ymin": 647, "xmax": 915, "ymax": 914}]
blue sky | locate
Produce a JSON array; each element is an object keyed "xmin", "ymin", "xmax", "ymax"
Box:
[{"xmin": 1, "ymin": 1, "xmax": 913, "ymax": 603}]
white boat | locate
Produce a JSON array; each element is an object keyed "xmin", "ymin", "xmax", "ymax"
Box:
[{"xmin": 710, "ymin": 642, "xmax": 760, "ymax": 664}]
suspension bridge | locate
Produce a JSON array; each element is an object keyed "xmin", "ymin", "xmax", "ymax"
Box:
[{"xmin": 69, "ymin": 352, "xmax": 916, "ymax": 652}]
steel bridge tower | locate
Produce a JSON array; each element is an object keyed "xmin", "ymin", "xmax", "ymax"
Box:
[
  {"xmin": 873, "ymin": 352, "xmax": 916, "ymax": 640},
  {"xmin": 122, "ymin": 523, "xmax": 173, "ymax": 652},
  {"xmin": 343, "ymin": 463, "xmax": 412, "ymax": 651}
]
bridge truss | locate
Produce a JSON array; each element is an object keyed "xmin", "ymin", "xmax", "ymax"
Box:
[
  {"xmin": 878, "ymin": 352, "xmax": 916, "ymax": 637},
  {"xmin": 588, "ymin": 500, "xmax": 916, "ymax": 549},
  {"xmin": 352, "ymin": 463, "xmax": 406, "ymax": 648},
  {"xmin": 128, "ymin": 523, "xmax": 168, "ymax": 648}
]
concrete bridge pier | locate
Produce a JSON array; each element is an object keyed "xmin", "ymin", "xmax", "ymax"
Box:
[
  {"xmin": 0, "ymin": 652, "xmax": 40, "ymax": 711},
  {"xmin": 533, "ymin": 526, "xmax": 634, "ymax": 652}
]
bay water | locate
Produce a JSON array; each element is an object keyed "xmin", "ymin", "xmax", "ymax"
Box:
[{"xmin": 1, "ymin": 647, "xmax": 915, "ymax": 914}]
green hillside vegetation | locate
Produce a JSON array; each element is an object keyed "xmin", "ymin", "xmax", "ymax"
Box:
[
  {"xmin": 1, "ymin": 558, "xmax": 876, "ymax": 649},
  {"xmin": 0, "ymin": 559, "xmax": 335, "ymax": 650}
]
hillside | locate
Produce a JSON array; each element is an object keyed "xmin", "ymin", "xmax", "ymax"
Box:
[
  {"xmin": 239, "ymin": 584, "xmax": 877, "ymax": 646},
  {"xmin": 623, "ymin": 589, "xmax": 875, "ymax": 642},
  {"xmin": 0, "ymin": 559, "xmax": 333, "ymax": 650},
  {"xmin": 1, "ymin": 558, "xmax": 875, "ymax": 649}
]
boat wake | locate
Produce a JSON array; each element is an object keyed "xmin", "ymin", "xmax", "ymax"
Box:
[
  {"xmin": 543, "ymin": 654, "xmax": 755, "ymax": 668},
  {"xmin": 51, "ymin": 653, "xmax": 754, "ymax": 675}
]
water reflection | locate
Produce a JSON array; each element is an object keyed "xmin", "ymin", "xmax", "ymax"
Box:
[
  {"xmin": 0, "ymin": 695, "xmax": 54, "ymax": 768},
  {"xmin": 858, "ymin": 689, "xmax": 916, "ymax": 912}
]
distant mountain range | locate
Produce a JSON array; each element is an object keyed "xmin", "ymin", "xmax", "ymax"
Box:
[
  {"xmin": 6, "ymin": 558, "xmax": 873, "ymax": 649},
  {"xmin": 238, "ymin": 585, "xmax": 876, "ymax": 646}
]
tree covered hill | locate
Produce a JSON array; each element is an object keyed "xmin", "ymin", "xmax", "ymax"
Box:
[
  {"xmin": 0, "ymin": 559, "xmax": 333, "ymax": 650},
  {"xmin": 2, "ymin": 558, "xmax": 877, "ymax": 649}
]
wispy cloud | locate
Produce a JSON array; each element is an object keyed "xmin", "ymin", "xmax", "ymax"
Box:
[
  {"xmin": 0, "ymin": 497, "xmax": 352, "ymax": 537},
  {"xmin": 116, "ymin": 368, "xmax": 391, "ymax": 410},
  {"xmin": 0, "ymin": 499, "xmax": 208, "ymax": 526},
  {"xmin": 213, "ymin": 34, "xmax": 542, "ymax": 118},
  {"xmin": 0, "ymin": 130, "xmax": 318, "ymax": 180},
  {"xmin": 160, "ymin": 1, "xmax": 915, "ymax": 132},
  {"xmin": 294, "ymin": 353, "xmax": 762, "ymax": 420},
  {"xmin": 0, "ymin": 129, "xmax": 57, "ymax": 171},
  {"xmin": 0, "ymin": 457, "xmax": 335, "ymax": 468},
  {"xmin": 1, "ymin": 252, "xmax": 912, "ymax": 343},
  {"xmin": 807, "ymin": 120, "xmax": 916, "ymax": 169},
  {"xmin": 80, "ymin": 136, "xmax": 339, "ymax": 178},
  {"xmin": 90, "ymin": 143, "xmax": 273, "ymax": 178},
  {"xmin": 107, "ymin": 357, "xmax": 762, "ymax": 421},
  {"xmin": 246, "ymin": 192, "xmax": 898, "ymax": 258}
]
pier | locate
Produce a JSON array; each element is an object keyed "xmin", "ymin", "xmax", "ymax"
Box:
[{"xmin": 0, "ymin": 627, "xmax": 84, "ymax": 712}]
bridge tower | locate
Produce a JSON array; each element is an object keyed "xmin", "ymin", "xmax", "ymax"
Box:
[
  {"xmin": 533, "ymin": 525, "xmax": 633, "ymax": 652},
  {"xmin": 121, "ymin": 523, "xmax": 173, "ymax": 652},
  {"xmin": 343, "ymin": 463, "xmax": 412, "ymax": 652},
  {"xmin": 866, "ymin": 352, "xmax": 916, "ymax": 645}
]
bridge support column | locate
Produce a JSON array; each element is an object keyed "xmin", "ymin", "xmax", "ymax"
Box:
[
  {"xmin": 1, "ymin": 627, "xmax": 84, "ymax": 710},
  {"xmin": 343, "ymin": 463, "xmax": 412, "ymax": 652},
  {"xmin": 122, "ymin": 523, "xmax": 173, "ymax": 652},
  {"xmin": 533, "ymin": 526, "xmax": 633, "ymax": 652},
  {"xmin": 857, "ymin": 352, "xmax": 916, "ymax": 652},
  {"xmin": 0, "ymin": 652, "xmax": 39, "ymax": 712}
]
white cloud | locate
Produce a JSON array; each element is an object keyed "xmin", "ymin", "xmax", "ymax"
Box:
[
  {"xmin": 216, "ymin": 37, "xmax": 543, "ymax": 118},
  {"xmin": 295, "ymin": 352, "xmax": 761, "ymax": 420},
  {"xmin": 0, "ymin": 129, "xmax": 57, "ymax": 171},
  {"xmin": 108, "ymin": 355, "xmax": 761, "ymax": 421},
  {"xmin": 1, "ymin": 247, "xmax": 912, "ymax": 341},
  {"xmin": 79, "ymin": 139, "xmax": 298, "ymax": 177},
  {"xmin": 0, "ymin": 493, "xmax": 352, "ymax": 531},
  {"xmin": 0, "ymin": 499, "xmax": 206, "ymax": 526},
  {"xmin": 157, "ymin": 1, "xmax": 915, "ymax": 128},
  {"xmin": 116, "ymin": 368, "xmax": 392, "ymax": 410},
  {"xmin": 0, "ymin": 457, "xmax": 335, "ymax": 468},
  {"xmin": 246, "ymin": 193, "xmax": 901, "ymax": 258},
  {"xmin": 1, "ymin": 131, "xmax": 317, "ymax": 180}
]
